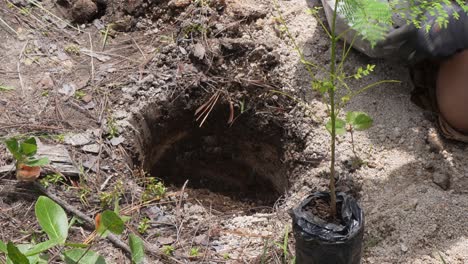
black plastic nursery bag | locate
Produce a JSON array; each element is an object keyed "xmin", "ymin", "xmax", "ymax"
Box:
[{"xmin": 290, "ymin": 192, "xmax": 364, "ymax": 264}]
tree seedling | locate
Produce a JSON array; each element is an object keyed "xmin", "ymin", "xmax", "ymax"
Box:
[
  {"xmin": 275, "ymin": 0, "xmax": 467, "ymax": 218},
  {"xmin": 5, "ymin": 137, "xmax": 49, "ymax": 182},
  {"xmin": 274, "ymin": 0, "xmax": 394, "ymax": 217}
]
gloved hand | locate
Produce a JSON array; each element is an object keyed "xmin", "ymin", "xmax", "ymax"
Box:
[{"xmin": 415, "ymin": 2, "xmax": 468, "ymax": 59}]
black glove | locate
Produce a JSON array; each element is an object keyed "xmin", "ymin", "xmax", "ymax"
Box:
[{"xmin": 415, "ymin": 2, "xmax": 468, "ymax": 59}]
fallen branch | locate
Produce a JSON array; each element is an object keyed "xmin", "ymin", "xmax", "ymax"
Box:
[
  {"xmin": 33, "ymin": 183, "xmax": 131, "ymax": 254},
  {"xmin": 33, "ymin": 182, "xmax": 183, "ymax": 263}
]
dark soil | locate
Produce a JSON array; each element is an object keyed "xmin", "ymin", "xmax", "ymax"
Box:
[
  {"xmin": 304, "ymin": 196, "xmax": 343, "ymax": 225},
  {"xmin": 147, "ymin": 106, "xmax": 289, "ymax": 205}
]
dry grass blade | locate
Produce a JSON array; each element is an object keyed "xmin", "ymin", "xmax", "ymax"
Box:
[
  {"xmin": 228, "ymin": 101, "xmax": 234, "ymax": 124},
  {"xmin": 0, "ymin": 16, "xmax": 18, "ymax": 36},
  {"xmin": 195, "ymin": 92, "xmax": 217, "ymax": 116},
  {"xmin": 196, "ymin": 91, "xmax": 221, "ymax": 127}
]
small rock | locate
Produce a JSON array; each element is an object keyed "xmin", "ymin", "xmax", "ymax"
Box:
[
  {"xmin": 183, "ymin": 204, "xmax": 205, "ymax": 215},
  {"xmin": 192, "ymin": 43, "xmax": 206, "ymax": 60},
  {"xmin": 427, "ymin": 128, "xmax": 444, "ymax": 153},
  {"xmin": 71, "ymin": 0, "xmax": 98, "ymax": 24},
  {"xmin": 58, "ymin": 83, "xmax": 76, "ymax": 97},
  {"xmin": 432, "ymin": 172, "xmax": 450, "ymax": 190},
  {"xmin": 138, "ymin": 74, "xmax": 155, "ymax": 84},
  {"xmin": 403, "ymin": 198, "xmax": 419, "ymax": 211},
  {"xmin": 194, "ymin": 234, "xmax": 209, "ymax": 245},
  {"xmin": 146, "ymin": 206, "xmax": 164, "ymax": 220},
  {"xmin": 390, "ymin": 127, "xmax": 401, "ymax": 140},
  {"xmin": 56, "ymin": 51, "xmax": 70, "ymax": 61},
  {"xmin": 113, "ymin": 110, "xmax": 128, "ymax": 120},
  {"xmin": 92, "ymin": 19, "xmax": 105, "ymax": 30},
  {"xmin": 83, "ymin": 101, "xmax": 96, "ymax": 110},
  {"xmin": 82, "ymin": 144, "xmax": 100, "ymax": 154},
  {"xmin": 303, "ymin": 47, "xmax": 313, "ymax": 57},
  {"xmin": 401, "ymin": 244, "xmax": 408, "ymax": 252},
  {"xmin": 110, "ymin": 136, "xmax": 125, "ymax": 146},
  {"xmin": 82, "ymin": 94, "xmax": 93, "ymax": 103},
  {"xmin": 82, "ymin": 156, "xmax": 98, "ymax": 172},
  {"xmin": 37, "ymin": 74, "xmax": 54, "ymax": 89},
  {"xmin": 65, "ymin": 133, "xmax": 92, "ymax": 146},
  {"xmin": 124, "ymin": 0, "xmax": 145, "ymax": 15},
  {"xmin": 122, "ymin": 85, "xmax": 139, "ymax": 96},
  {"xmin": 157, "ymin": 236, "xmax": 175, "ymax": 245}
]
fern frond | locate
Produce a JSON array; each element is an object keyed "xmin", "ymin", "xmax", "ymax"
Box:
[
  {"xmin": 337, "ymin": 0, "xmax": 393, "ymax": 46},
  {"xmin": 391, "ymin": 0, "xmax": 468, "ymax": 30}
]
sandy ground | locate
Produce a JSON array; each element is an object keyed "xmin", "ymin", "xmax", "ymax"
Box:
[{"xmin": 0, "ymin": 0, "xmax": 466, "ymax": 263}]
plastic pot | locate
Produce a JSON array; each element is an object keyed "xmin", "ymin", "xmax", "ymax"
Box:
[{"xmin": 290, "ymin": 192, "xmax": 364, "ymax": 264}]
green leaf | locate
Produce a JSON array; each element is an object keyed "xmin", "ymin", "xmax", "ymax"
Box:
[
  {"xmin": 0, "ymin": 240, "xmax": 7, "ymax": 253},
  {"xmin": 129, "ymin": 234, "xmax": 145, "ymax": 264},
  {"xmin": 64, "ymin": 243, "xmax": 89, "ymax": 248},
  {"xmin": 35, "ymin": 196, "xmax": 68, "ymax": 243},
  {"xmin": 63, "ymin": 249, "xmax": 106, "ymax": 264},
  {"xmin": 5, "ymin": 138, "xmax": 21, "ymax": 161},
  {"xmin": 121, "ymin": 215, "xmax": 131, "ymax": 223},
  {"xmin": 99, "ymin": 210, "xmax": 124, "ymax": 235},
  {"xmin": 346, "ymin": 111, "xmax": 373, "ymax": 131},
  {"xmin": 7, "ymin": 242, "xmax": 29, "ymax": 264},
  {"xmin": 20, "ymin": 137, "xmax": 37, "ymax": 157},
  {"xmin": 25, "ymin": 239, "xmax": 59, "ymax": 256},
  {"xmin": 0, "ymin": 85, "xmax": 15, "ymax": 91},
  {"xmin": 338, "ymin": 0, "xmax": 393, "ymax": 46},
  {"xmin": 326, "ymin": 118, "xmax": 346, "ymax": 135},
  {"xmin": 311, "ymin": 80, "xmax": 335, "ymax": 94},
  {"xmin": 7, "ymin": 244, "xmax": 39, "ymax": 264},
  {"xmin": 24, "ymin": 157, "xmax": 50, "ymax": 167}
]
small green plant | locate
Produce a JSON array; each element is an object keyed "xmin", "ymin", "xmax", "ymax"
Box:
[
  {"xmin": 64, "ymin": 44, "xmax": 80, "ymax": 55},
  {"xmin": 78, "ymin": 184, "xmax": 91, "ymax": 207},
  {"xmin": 0, "ymin": 85, "xmax": 15, "ymax": 91},
  {"xmin": 19, "ymin": 7, "xmax": 31, "ymax": 15},
  {"xmin": 99, "ymin": 180, "xmax": 124, "ymax": 208},
  {"xmin": 162, "ymin": 245, "xmax": 175, "ymax": 256},
  {"xmin": 183, "ymin": 23, "xmax": 207, "ymax": 38},
  {"xmin": 137, "ymin": 217, "xmax": 150, "ymax": 234},
  {"xmin": 274, "ymin": 226, "xmax": 295, "ymax": 264},
  {"xmin": 189, "ymin": 247, "xmax": 199, "ymax": 257},
  {"xmin": 141, "ymin": 178, "xmax": 166, "ymax": 202},
  {"xmin": 39, "ymin": 173, "xmax": 63, "ymax": 188},
  {"xmin": 73, "ymin": 91, "xmax": 86, "ymax": 100},
  {"xmin": 222, "ymin": 253, "xmax": 230, "ymax": 260},
  {"xmin": 0, "ymin": 196, "xmax": 145, "ymax": 264},
  {"xmin": 4, "ymin": 137, "xmax": 49, "ymax": 181},
  {"xmin": 100, "ymin": 24, "xmax": 114, "ymax": 50},
  {"xmin": 160, "ymin": 34, "xmax": 175, "ymax": 44},
  {"xmin": 52, "ymin": 134, "xmax": 65, "ymax": 143},
  {"xmin": 106, "ymin": 116, "xmax": 118, "ymax": 139}
]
